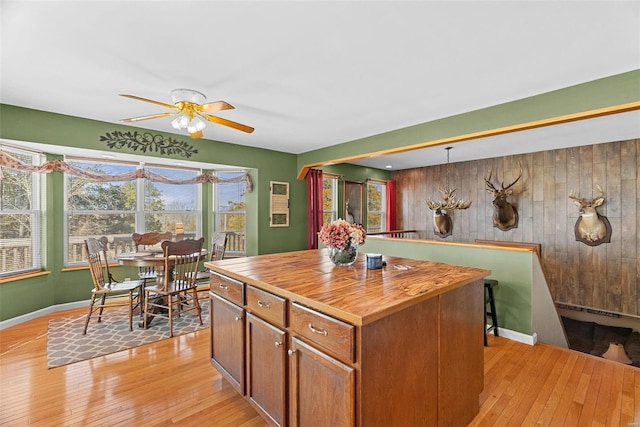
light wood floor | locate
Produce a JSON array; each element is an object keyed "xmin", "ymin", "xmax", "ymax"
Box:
[{"xmin": 1, "ymin": 307, "xmax": 639, "ymax": 426}]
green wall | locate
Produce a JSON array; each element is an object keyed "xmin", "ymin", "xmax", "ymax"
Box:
[
  {"xmin": 0, "ymin": 105, "xmax": 310, "ymax": 320},
  {"xmin": 361, "ymin": 238, "xmax": 534, "ymax": 335}
]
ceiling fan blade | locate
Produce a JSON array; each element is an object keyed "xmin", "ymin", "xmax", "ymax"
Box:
[
  {"xmin": 119, "ymin": 94, "xmax": 177, "ymax": 110},
  {"xmin": 200, "ymin": 101, "xmax": 234, "ymax": 113},
  {"xmin": 203, "ymin": 114, "xmax": 255, "ymax": 133},
  {"xmin": 120, "ymin": 112, "xmax": 175, "ymax": 123}
]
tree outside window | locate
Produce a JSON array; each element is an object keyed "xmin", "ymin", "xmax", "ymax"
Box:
[
  {"xmin": 0, "ymin": 146, "xmax": 42, "ymax": 277},
  {"xmin": 322, "ymin": 176, "xmax": 338, "ymax": 224},
  {"xmin": 214, "ymin": 171, "xmax": 246, "ymax": 255},
  {"xmin": 367, "ymin": 181, "xmax": 386, "ymax": 233},
  {"xmin": 65, "ymin": 161, "xmax": 200, "ymax": 264}
]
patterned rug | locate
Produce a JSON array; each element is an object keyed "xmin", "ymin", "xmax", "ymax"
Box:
[{"xmin": 47, "ymin": 299, "xmax": 209, "ymax": 368}]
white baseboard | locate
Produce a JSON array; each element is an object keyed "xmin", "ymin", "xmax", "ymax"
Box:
[
  {"xmin": 0, "ymin": 300, "xmax": 89, "ymax": 330},
  {"xmin": 490, "ymin": 327, "xmax": 537, "ymax": 346}
]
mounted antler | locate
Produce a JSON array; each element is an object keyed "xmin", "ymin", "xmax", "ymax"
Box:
[
  {"xmin": 568, "ymin": 184, "xmax": 605, "ymax": 207},
  {"xmin": 484, "ymin": 167, "xmax": 523, "ymax": 194},
  {"xmin": 569, "ymin": 184, "xmax": 609, "ymax": 245},
  {"xmin": 426, "ymin": 188, "xmax": 472, "ymax": 211},
  {"xmin": 426, "ymin": 188, "xmax": 472, "ymax": 237},
  {"xmin": 484, "ymin": 165, "xmax": 523, "ymax": 231}
]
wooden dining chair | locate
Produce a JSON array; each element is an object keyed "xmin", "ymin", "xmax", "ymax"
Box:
[
  {"xmin": 83, "ymin": 237, "xmax": 143, "ymax": 334},
  {"xmin": 131, "ymin": 231, "xmax": 173, "ymax": 284},
  {"xmin": 195, "ymin": 232, "xmax": 228, "ymax": 282},
  {"xmin": 143, "ymin": 237, "xmax": 204, "ymax": 337}
]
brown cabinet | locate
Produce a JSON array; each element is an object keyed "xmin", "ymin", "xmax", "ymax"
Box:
[
  {"xmin": 246, "ymin": 312, "xmax": 288, "ymax": 426},
  {"xmin": 288, "ymin": 337, "xmax": 355, "ymax": 427},
  {"xmin": 207, "ymin": 250, "xmax": 489, "ymax": 427},
  {"xmin": 209, "ymin": 292, "xmax": 245, "ymax": 394},
  {"xmin": 212, "ymin": 281, "xmax": 357, "ymax": 427}
]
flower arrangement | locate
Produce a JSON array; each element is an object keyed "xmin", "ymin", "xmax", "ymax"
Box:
[{"xmin": 318, "ymin": 219, "xmax": 366, "ymax": 250}]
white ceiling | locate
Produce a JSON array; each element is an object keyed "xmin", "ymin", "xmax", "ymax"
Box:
[{"xmin": 1, "ymin": 1, "xmax": 639, "ymax": 171}]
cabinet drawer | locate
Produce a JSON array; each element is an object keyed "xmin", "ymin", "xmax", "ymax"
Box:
[
  {"xmin": 209, "ymin": 272, "xmax": 244, "ymax": 306},
  {"xmin": 246, "ymin": 285, "xmax": 287, "ymax": 328},
  {"xmin": 290, "ymin": 302, "xmax": 355, "ymax": 363}
]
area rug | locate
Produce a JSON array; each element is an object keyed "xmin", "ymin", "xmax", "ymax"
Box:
[{"xmin": 47, "ymin": 299, "xmax": 209, "ymax": 368}]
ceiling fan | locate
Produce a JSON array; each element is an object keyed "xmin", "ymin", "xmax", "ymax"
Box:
[{"xmin": 119, "ymin": 89, "xmax": 254, "ymax": 138}]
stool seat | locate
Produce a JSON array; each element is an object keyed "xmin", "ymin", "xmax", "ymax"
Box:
[{"xmin": 484, "ymin": 279, "xmax": 499, "ymax": 346}]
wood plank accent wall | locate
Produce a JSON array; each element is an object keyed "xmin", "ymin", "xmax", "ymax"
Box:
[{"xmin": 392, "ymin": 139, "xmax": 639, "ymax": 317}]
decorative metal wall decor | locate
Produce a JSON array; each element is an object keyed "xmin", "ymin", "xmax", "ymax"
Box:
[
  {"xmin": 568, "ymin": 184, "xmax": 612, "ymax": 246},
  {"xmin": 484, "ymin": 166, "xmax": 522, "ymax": 231},
  {"xmin": 99, "ymin": 131, "xmax": 198, "ymax": 158},
  {"xmin": 426, "ymin": 147, "xmax": 472, "ymax": 238}
]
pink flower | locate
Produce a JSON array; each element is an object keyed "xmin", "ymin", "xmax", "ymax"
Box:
[{"xmin": 319, "ymin": 219, "xmax": 366, "ymax": 250}]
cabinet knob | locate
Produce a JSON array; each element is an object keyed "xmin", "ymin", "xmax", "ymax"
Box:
[
  {"xmin": 257, "ymin": 300, "xmax": 271, "ymax": 309},
  {"xmin": 287, "ymin": 349, "xmax": 296, "ymax": 356}
]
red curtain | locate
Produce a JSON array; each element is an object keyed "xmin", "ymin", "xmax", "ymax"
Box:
[
  {"xmin": 307, "ymin": 169, "xmax": 324, "ymax": 249},
  {"xmin": 385, "ymin": 179, "xmax": 397, "ymax": 231}
]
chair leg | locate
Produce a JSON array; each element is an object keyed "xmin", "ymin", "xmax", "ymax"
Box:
[
  {"xmin": 137, "ymin": 284, "xmax": 145, "ymax": 324},
  {"xmin": 143, "ymin": 291, "xmax": 149, "ymax": 330},
  {"xmin": 487, "ymin": 286, "xmax": 499, "ymax": 337},
  {"xmin": 484, "ymin": 304, "xmax": 488, "ymax": 347},
  {"xmin": 127, "ymin": 290, "xmax": 133, "ymax": 332},
  {"xmin": 97, "ymin": 294, "xmax": 107, "ymax": 323},
  {"xmin": 168, "ymin": 295, "xmax": 174, "ymax": 337},
  {"xmin": 83, "ymin": 295, "xmax": 97, "ymax": 335},
  {"xmin": 192, "ymin": 288, "xmax": 203, "ymax": 325}
]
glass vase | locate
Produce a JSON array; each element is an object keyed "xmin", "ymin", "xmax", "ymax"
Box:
[{"xmin": 328, "ymin": 241, "xmax": 358, "ymax": 266}]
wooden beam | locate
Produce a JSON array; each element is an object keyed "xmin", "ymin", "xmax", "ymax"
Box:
[{"xmin": 297, "ymin": 101, "xmax": 640, "ymax": 180}]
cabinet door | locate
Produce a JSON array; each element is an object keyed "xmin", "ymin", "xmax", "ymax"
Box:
[
  {"xmin": 289, "ymin": 337, "xmax": 355, "ymax": 427},
  {"xmin": 210, "ymin": 293, "xmax": 245, "ymax": 394},
  {"xmin": 246, "ymin": 312, "xmax": 287, "ymax": 427}
]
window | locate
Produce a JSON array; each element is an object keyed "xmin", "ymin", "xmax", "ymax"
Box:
[
  {"xmin": 143, "ymin": 165, "xmax": 199, "ymax": 239},
  {"xmin": 366, "ymin": 180, "xmax": 387, "ymax": 233},
  {"xmin": 0, "ymin": 146, "xmax": 43, "ymax": 277},
  {"xmin": 214, "ymin": 171, "xmax": 246, "ymax": 255},
  {"xmin": 322, "ymin": 175, "xmax": 338, "ymax": 224},
  {"xmin": 65, "ymin": 160, "xmax": 200, "ymax": 264}
]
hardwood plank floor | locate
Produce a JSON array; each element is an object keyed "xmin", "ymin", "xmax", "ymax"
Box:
[{"xmin": 1, "ymin": 308, "xmax": 639, "ymax": 426}]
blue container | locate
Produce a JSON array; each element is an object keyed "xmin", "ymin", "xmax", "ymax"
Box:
[{"xmin": 366, "ymin": 253, "xmax": 383, "ymax": 269}]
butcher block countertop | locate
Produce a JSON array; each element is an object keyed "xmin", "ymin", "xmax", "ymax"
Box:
[{"xmin": 205, "ymin": 248, "xmax": 490, "ymax": 326}]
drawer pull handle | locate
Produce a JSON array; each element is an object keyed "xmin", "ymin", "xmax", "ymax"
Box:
[
  {"xmin": 234, "ymin": 316, "xmax": 242, "ymax": 322},
  {"xmin": 257, "ymin": 300, "xmax": 271, "ymax": 309},
  {"xmin": 275, "ymin": 341, "xmax": 283, "ymax": 347},
  {"xmin": 287, "ymin": 349, "xmax": 296, "ymax": 356},
  {"xmin": 308, "ymin": 323, "xmax": 328, "ymax": 336},
  {"xmin": 218, "ymin": 283, "xmax": 229, "ymax": 290}
]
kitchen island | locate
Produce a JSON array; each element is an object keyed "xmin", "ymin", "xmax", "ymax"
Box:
[{"xmin": 205, "ymin": 249, "xmax": 490, "ymax": 427}]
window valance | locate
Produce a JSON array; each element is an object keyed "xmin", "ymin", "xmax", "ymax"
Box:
[{"xmin": 0, "ymin": 151, "xmax": 253, "ymax": 192}]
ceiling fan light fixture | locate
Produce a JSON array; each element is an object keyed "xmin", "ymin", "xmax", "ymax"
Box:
[
  {"xmin": 171, "ymin": 114, "xmax": 190, "ymax": 130},
  {"xmin": 187, "ymin": 116, "xmax": 206, "ymax": 133}
]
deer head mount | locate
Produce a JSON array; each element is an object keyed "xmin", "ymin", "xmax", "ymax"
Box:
[
  {"xmin": 484, "ymin": 167, "xmax": 522, "ymax": 231},
  {"xmin": 426, "ymin": 188, "xmax": 472, "ymax": 237},
  {"xmin": 568, "ymin": 184, "xmax": 612, "ymax": 246}
]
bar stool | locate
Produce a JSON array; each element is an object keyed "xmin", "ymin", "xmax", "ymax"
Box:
[{"xmin": 484, "ymin": 279, "xmax": 499, "ymax": 346}]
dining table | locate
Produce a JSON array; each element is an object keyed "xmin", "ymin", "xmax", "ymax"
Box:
[
  {"xmin": 116, "ymin": 248, "xmax": 207, "ymax": 327},
  {"xmin": 117, "ymin": 249, "xmax": 173, "ymax": 285}
]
